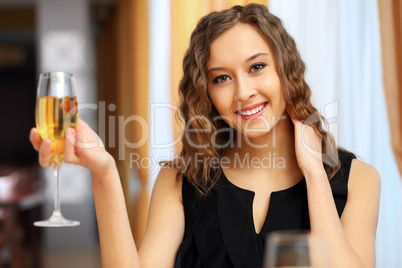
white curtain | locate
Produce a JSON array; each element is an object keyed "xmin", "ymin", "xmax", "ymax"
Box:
[
  {"xmin": 270, "ymin": 0, "xmax": 402, "ymax": 267},
  {"xmin": 149, "ymin": 0, "xmax": 174, "ymax": 193}
]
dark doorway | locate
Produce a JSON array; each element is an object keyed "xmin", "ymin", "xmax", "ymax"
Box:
[{"xmin": 0, "ymin": 6, "xmax": 37, "ymax": 165}]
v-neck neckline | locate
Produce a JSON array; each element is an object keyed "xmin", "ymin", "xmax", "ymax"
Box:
[{"xmin": 220, "ymin": 172, "xmax": 305, "ymax": 235}]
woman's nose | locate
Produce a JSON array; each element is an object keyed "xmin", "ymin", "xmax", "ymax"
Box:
[{"xmin": 233, "ymin": 76, "xmax": 257, "ymax": 101}]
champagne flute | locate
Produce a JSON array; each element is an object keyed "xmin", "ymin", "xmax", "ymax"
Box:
[
  {"xmin": 34, "ymin": 71, "xmax": 80, "ymax": 227},
  {"xmin": 263, "ymin": 230, "xmax": 329, "ymax": 268}
]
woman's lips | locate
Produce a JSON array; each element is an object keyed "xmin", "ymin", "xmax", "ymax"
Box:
[{"xmin": 236, "ymin": 102, "xmax": 268, "ymax": 120}]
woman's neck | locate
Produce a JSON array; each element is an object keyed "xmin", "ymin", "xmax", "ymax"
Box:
[{"xmin": 225, "ymin": 115, "xmax": 299, "ymax": 172}]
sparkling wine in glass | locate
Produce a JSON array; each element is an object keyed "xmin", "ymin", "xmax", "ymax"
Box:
[
  {"xmin": 263, "ymin": 230, "xmax": 329, "ymax": 268},
  {"xmin": 34, "ymin": 71, "xmax": 80, "ymax": 227}
]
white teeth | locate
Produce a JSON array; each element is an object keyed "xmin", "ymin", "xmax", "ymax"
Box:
[{"xmin": 239, "ymin": 103, "xmax": 265, "ymax": 116}]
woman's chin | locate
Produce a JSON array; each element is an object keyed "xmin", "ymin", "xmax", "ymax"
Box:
[{"xmin": 238, "ymin": 128, "xmax": 273, "ymax": 141}]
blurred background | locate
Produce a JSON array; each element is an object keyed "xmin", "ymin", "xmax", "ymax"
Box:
[{"xmin": 0, "ymin": 0, "xmax": 400, "ymax": 267}]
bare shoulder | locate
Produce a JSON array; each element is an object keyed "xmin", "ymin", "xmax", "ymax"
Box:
[
  {"xmin": 152, "ymin": 166, "xmax": 183, "ymax": 202},
  {"xmin": 340, "ymin": 159, "xmax": 381, "ymax": 267},
  {"xmin": 348, "ymin": 158, "xmax": 381, "ymax": 195},
  {"xmin": 154, "ymin": 166, "xmax": 182, "ymax": 186}
]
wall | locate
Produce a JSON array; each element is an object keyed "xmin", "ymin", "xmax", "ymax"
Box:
[{"xmin": 36, "ymin": 0, "xmax": 98, "ymax": 249}]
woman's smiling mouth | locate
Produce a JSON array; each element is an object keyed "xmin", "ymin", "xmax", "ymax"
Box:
[{"xmin": 236, "ymin": 102, "xmax": 268, "ymax": 120}]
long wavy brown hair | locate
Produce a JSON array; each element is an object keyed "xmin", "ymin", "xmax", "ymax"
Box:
[{"xmin": 162, "ymin": 3, "xmax": 340, "ymax": 196}]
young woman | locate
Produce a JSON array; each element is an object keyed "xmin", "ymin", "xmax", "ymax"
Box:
[{"xmin": 30, "ymin": 3, "xmax": 380, "ymax": 268}]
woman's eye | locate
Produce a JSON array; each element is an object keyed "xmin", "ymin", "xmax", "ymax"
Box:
[
  {"xmin": 250, "ymin": 63, "xmax": 266, "ymax": 73},
  {"xmin": 213, "ymin": 75, "xmax": 230, "ymax": 84}
]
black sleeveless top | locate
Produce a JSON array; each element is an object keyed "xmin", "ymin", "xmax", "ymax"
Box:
[{"xmin": 176, "ymin": 150, "xmax": 355, "ymax": 268}]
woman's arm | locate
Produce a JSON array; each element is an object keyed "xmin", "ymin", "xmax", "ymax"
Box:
[
  {"xmin": 30, "ymin": 120, "xmax": 185, "ymax": 268},
  {"xmin": 138, "ymin": 167, "xmax": 185, "ymax": 267},
  {"xmin": 91, "ymin": 158, "xmax": 140, "ymax": 267},
  {"xmin": 340, "ymin": 159, "xmax": 381, "ymax": 267},
  {"xmin": 287, "ymin": 109, "xmax": 380, "ymax": 268},
  {"xmin": 303, "ymin": 160, "xmax": 380, "ymax": 268},
  {"xmin": 92, "ymin": 164, "xmax": 185, "ymax": 268}
]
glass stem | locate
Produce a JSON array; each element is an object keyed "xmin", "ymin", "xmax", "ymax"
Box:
[{"xmin": 54, "ymin": 164, "xmax": 61, "ymax": 214}]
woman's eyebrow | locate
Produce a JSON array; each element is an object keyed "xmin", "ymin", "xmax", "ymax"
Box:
[
  {"xmin": 246, "ymin": 52, "xmax": 268, "ymax": 62},
  {"xmin": 207, "ymin": 67, "xmax": 225, "ymax": 74}
]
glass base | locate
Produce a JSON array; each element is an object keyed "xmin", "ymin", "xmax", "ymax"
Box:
[{"xmin": 34, "ymin": 211, "xmax": 80, "ymax": 227}]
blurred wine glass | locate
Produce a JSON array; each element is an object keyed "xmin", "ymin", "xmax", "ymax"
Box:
[{"xmin": 263, "ymin": 230, "xmax": 329, "ymax": 268}]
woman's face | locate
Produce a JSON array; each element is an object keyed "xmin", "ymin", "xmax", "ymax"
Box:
[{"xmin": 207, "ymin": 23, "xmax": 286, "ymax": 140}]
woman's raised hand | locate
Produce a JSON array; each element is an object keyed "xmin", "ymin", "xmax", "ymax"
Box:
[
  {"xmin": 286, "ymin": 106, "xmax": 325, "ymax": 177},
  {"xmin": 29, "ymin": 120, "xmax": 114, "ymax": 176}
]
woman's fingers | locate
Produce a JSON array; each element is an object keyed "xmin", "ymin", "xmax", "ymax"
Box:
[
  {"xmin": 64, "ymin": 127, "xmax": 80, "ymax": 164},
  {"xmin": 38, "ymin": 138, "xmax": 52, "ymax": 167},
  {"xmin": 285, "ymin": 105, "xmax": 323, "ymax": 171},
  {"xmin": 285, "ymin": 105, "xmax": 304, "ymax": 127},
  {"xmin": 29, "ymin": 128, "xmax": 42, "ymax": 151},
  {"xmin": 31, "ymin": 120, "xmax": 106, "ymax": 170},
  {"xmin": 30, "ymin": 128, "xmax": 52, "ymax": 167},
  {"xmin": 30, "ymin": 127, "xmax": 52, "ymax": 167},
  {"xmin": 286, "ymin": 105, "xmax": 297, "ymax": 119}
]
